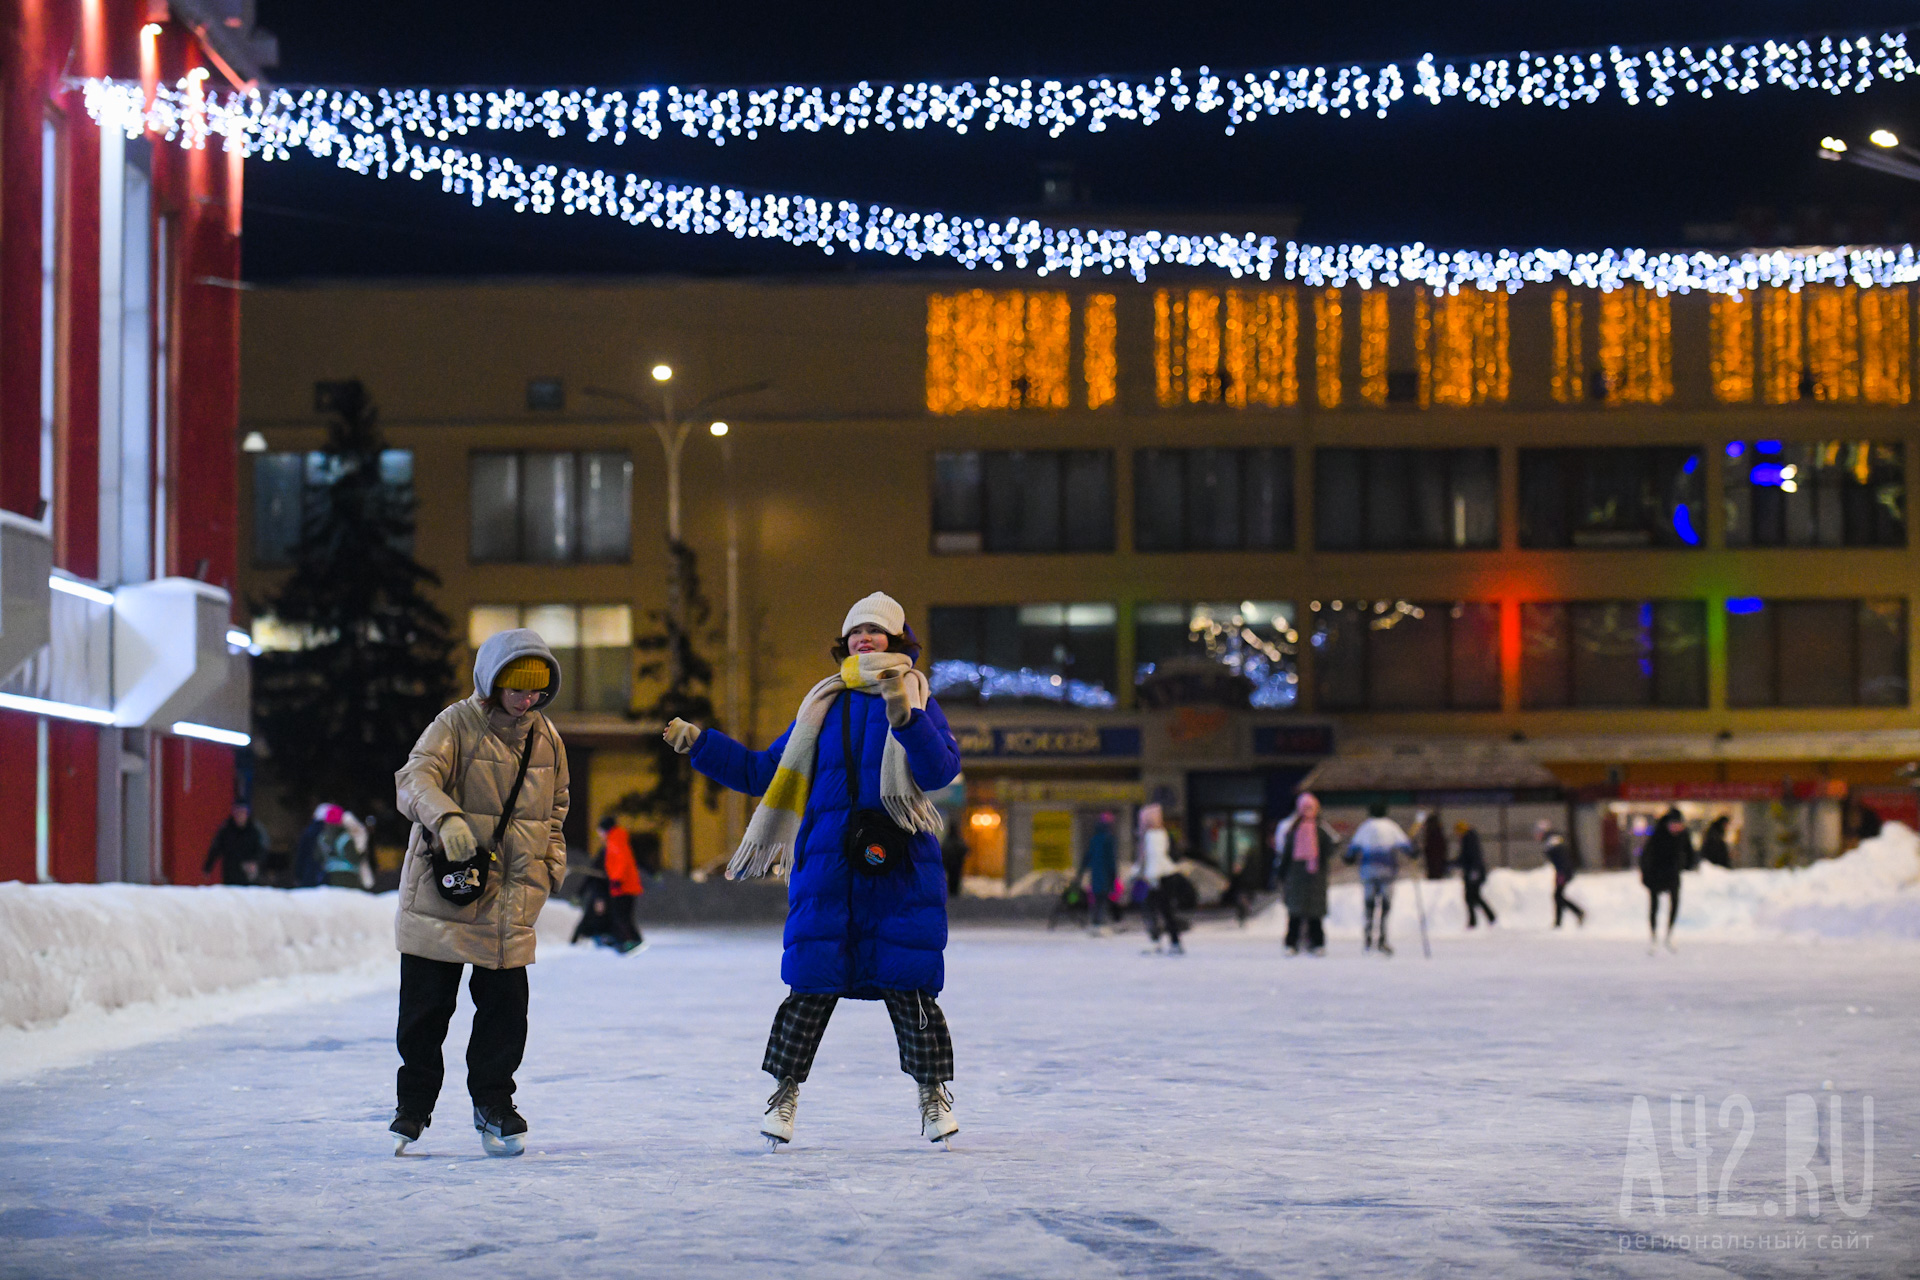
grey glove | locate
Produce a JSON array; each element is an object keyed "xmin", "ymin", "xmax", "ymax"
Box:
[
  {"xmin": 664, "ymin": 718, "xmax": 702, "ymax": 754},
  {"xmin": 438, "ymin": 814, "xmax": 478, "ymax": 862},
  {"xmin": 877, "ymin": 668, "xmax": 913, "ymax": 728}
]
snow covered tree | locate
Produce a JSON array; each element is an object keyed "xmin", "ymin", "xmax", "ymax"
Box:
[{"xmin": 253, "ymin": 380, "xmax": 455, "ymax": 831}]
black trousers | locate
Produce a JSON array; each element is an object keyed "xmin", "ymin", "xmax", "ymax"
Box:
[
  {"xmin": 1648, "ymin": 884, "xmax": 1680, "ymax": 935},
  {"xmin": 1145, "ymin": 878, "xmax": 1186, "ymax": 946},
  {"xmin": 1464, "ymin": 878, "xmax": 1496, "ymax": 926},
  {"xmin": 1362, "ymin": 880, "xmax": 1393, "ymax": 944},
  {"xmin": 396, "ymin": 953, "xmax": 528, "ymax": 1113},
  {"xmin": 1284, "ymin": 913, "xmax": 1325, "ymax": 951},
  {"xmin": 1554, "ymin": 878, "xmax": 1586, "ymax": 926},
  {"xmin": 762, "ymin": 990, "xmax": 954, "ymax": 1085}
]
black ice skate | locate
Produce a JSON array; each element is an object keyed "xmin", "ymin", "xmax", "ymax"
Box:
[
  {"xmin": 473, "ymin": 1103, "xmax": 527, "ymax": 1157},
  {"xmin": 389, "ymin": 1106, "xmax": 430, "ymax": 1156}
]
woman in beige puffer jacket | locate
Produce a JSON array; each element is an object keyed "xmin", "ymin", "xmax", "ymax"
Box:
[{"xmin": 388, "ymin": 627, "xmax": 569, "ymax": 1157}]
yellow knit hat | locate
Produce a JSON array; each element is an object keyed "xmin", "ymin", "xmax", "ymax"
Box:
[{"xmin": 494, "ymin": 657, "xmax": 551, "ymax": 691}]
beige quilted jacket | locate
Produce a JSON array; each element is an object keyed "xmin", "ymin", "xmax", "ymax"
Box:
[{"xmin": 393, "ymin": 630, "xmax": 570, "ymax": 969}]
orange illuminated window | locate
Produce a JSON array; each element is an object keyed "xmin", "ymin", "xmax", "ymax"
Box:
[
  {"xmin": 1153, "ymin": 287, "xmax": 1297, "ymax": 407},
  {"xmin": 1314, "ymin": 289, "xmax": 1343, "ymax": 408},
  {"xmin": 1710, "ymin": 294, "xmax": 1755, "ymax": 403},
  {"xmin": 1596, "ymin": 286, "xmax": 1672, "ymax": 405},
  {"xmin": 1416, "ymin": 287, "xmax": 1509, "ymax": 407},
  {"xmin": 926, "ymin": 290, "xmax": 1070, "ymax": 413},
  {"xmin": 1358, "ymin": 291, "xmax": 1389, "ymax": 406},
  {"xmin": 1082, "ymin": 294, "xmax": 1118, "ymax": 409},
  {"xmin": 1551, "ymin": 289, "xmax": 1585, "ymax": 404}
]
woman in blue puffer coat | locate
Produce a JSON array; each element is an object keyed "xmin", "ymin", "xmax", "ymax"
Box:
[{"xmin": 662, "ymin": 592, "xmax": 962, "ymax": 1149}]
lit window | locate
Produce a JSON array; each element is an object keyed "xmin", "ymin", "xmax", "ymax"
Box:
[
  {"xmin": 1722, "ymin": 442, "xmax": 1904, "ymax": 547},
  {"xmin": 1152, "ymin": 288, "xmax": 1298, "ymax": 408},
  {"xmin": 1416, "ymin": 288, "xmax": 1509, "ymax": 407},
  {"xmin": 1136, "ymin": 602, "xmax": 1298, "ymax": 709},
  {"xmin": 1550, "ymin": 289, "xmax": 1586, "ymax": 404},
  {"xmin": 467, "ymin": 603, "xmax": 634, "ymax": 714},
  {"xmin": 928, "ymin": 603, "xmax": 1118, "ymax": 707},
  {"xmin": 1083, "ymin": 294, "xmax": 1118, "ymax": 410},
  {"xmin": 925, "ymin": 289, "xmax": 1070, "ymax": 413},
  {"xmin": 469, "ymin": 451, "xmax": 632, "ymax": 564},
  {"xmin": 1518, "ymin": 447, "xmax": 1701, "ymax": 548},
  {"xmin": 1596, "ymin": 286, "xmax": 1673, "ymax": 405}
]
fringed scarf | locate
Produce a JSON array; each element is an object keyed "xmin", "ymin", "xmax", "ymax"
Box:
[{"xmin": 725, "ymin": 651, "xmax": 944, "ymax": 880}]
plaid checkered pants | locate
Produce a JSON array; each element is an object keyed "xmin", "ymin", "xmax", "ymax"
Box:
[{"xmin": 762, "ymin": 990, "xmax": 954, "ymax": 1085}]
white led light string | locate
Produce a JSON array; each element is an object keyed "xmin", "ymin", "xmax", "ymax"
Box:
[
  {"xmin": 81, "ymin": 27, "xmax": 1919, "ymax": 153},
  {"xmin": 80, "ymin": 84, "xmax": 1920, "ymax": 294}
]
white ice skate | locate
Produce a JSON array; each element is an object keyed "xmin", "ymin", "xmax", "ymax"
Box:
[
  {"xmin": 919, "ymin": 1083, "xmax": 958, "ymax": 1147},
  {"xmin": 762, "ymin": 1077, "xmax": 800, "ymax": 1149}
]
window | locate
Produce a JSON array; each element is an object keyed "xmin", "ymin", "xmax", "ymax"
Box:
[
  {"xmin": 1518, "ymin": 447, "xmax": 1702, "ymax": 548},
  {"xmin": 1722, "ymin": 441, "xmax": 1904, "ymax": 547},
  {"xmin": 1136, "ymin": 602, "xmax": 1298, "ymax": 709},
  {"xmin": 470, "ymin": 451, "xmax": 632, "ymax": 564},
  {"xmin": 1134, "ymin": 448, "xmax": 1293, "ymax": 551},
  {"xmin": 1550, "ymin": 289, "xmax": 1587, "ymax": 403},
  {"xmin": 1309, "ymin": 599, "xmax": 1502, "ymax": 711},
  {"xmin": 1596, "ymin": 286, "xmax": 1673, "ymax": 404},
  {"xmin": 1416, "ymin": 287, "xmax": 1510, "ymax": 407},
  {"xmin": 929, "ymin": 449, "xmax": 1113, "ymax": 554},
  {"xmin": 1153, "ymin": 288, "xmax": 1299, "ymax": 407},
  {"xmin": 526, "ymin": 377, "xmax": 564, "ymax": 411},
  {"xmin": 1520, "ymin": 601, "xmax": 1707, "ymax": 708},
  {"xmin": 928, "ymin": 604, "xmax": 1118, "ymax": 707},
  {"xmin": 1737, "ymin": 286, "xmax": 1911, "ymax": 405},
  {"xmin": 1313, "ymin": 448, "xmax": 1498, "ymax": 550},
  {"xmin": 925, "ymin": 290, "xmax": 1071, "ymax": 412},
  {"xmin": 1726, "ymin": 598, "xmax": 1908, "ymax": 707},
  {"xmin": 468, "ymin": 603, "xmax": 634, "ymax": 714},
  {"xmin": 252, "ymin": 448, "xmax": 415, "ymax": 566}
]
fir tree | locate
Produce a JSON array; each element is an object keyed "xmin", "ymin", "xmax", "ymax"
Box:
[
  {"xmin": 615, "ymin": 538, "xmax": 718, "ymax": 871},
  {"xmin": 253, "ymin": 381, "xmax": 455, "ymax": 831}
]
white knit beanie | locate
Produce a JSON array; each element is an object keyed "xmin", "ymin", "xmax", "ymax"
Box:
[{"xmin": 841, "ymin": 591, "xmax": 906, "ymax": 637}]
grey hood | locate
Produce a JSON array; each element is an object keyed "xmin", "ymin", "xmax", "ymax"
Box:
[{"xmin": 472, "ymin": 628, "xmax": 561, "ymax": 711}]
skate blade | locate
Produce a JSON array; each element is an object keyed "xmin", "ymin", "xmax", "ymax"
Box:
[
  {"xmin": 762, "ymin": 1133, "xmax": 789, "ymax": 1151},
  {"xmin": 392, "ymin": 1134, "xmax": 414, "ymax": 1157},
  {"xmin": 479, "ymin": 1131, "xmax": 525, "ymax": 1158}
]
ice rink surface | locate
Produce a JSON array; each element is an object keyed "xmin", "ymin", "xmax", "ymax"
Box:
[{"xmin": 4, "ymin": 922, "xmax": 1915, "ymax": 1279}]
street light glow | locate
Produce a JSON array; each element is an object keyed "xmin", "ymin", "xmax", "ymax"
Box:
[
  {"xmin": 651, "ymin": 363, "xmax": 673, "ymax": 382},
  {"xmin": 1820, "ymin": 136, "xmax": 1848, "ymax": 153},
  {"xmin": 1871, "ymin": 128, "xmax": 1900, "ymax": 148},
  {"xmin": 709, "ymin": 421, "xmax": 728, "ymax": 437}
]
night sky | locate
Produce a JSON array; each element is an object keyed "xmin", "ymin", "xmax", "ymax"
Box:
[{"xmin": 244, "ymin": 1, "xmax": 1920, "ymax": 280}]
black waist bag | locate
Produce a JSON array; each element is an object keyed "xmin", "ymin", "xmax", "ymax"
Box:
[
  {"xmin": 841, "ymin": 694, "xmax": 907, "ymax": 877},
  {"xmin": 430, "ymin": 724, "xmax": 538, "ymax": 906}
]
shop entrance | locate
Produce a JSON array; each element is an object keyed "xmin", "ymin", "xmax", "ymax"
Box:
[{"xmin": 1187, "ymin": 769, "xmax": 1308, "ymax": 882}]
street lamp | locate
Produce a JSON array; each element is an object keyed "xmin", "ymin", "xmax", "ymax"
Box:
[
  {"xmin": 1816, "ymin": 129, "xmax": 1920, "ymax": 182},
  {"xmin": 583, "ymin": 373, "xmax": 768, "ymax": 871}
]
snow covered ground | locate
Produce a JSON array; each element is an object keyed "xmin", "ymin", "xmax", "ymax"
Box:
[{"xmin": 3, "ymin": 918, "xmax": 1916, "ymax": 1278}]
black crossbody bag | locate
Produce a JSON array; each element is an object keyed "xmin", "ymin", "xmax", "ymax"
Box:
[
  {"xmin": 430, "ymin": 723, "xmax": 539, "ymax": 906},
  {"xmin": 841, "ymin": 694, "xmax": 908, "ymax": 877}
]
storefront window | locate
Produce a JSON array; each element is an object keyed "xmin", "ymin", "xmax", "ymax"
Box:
[
  {"xmin": 1310, "ymin": 600, "xmax": 1501, "ymax": 711},
  {"xmin": 1135, "ymin": 602, "xmax": 1297, "ymax": 708},
  {"xmin": 928, "ymin": 603, "xmax": 1118, "ymax": 707},
  {"xmin": 1721, "ymin": 440, "xmax": 1904, "ymax": 547}
]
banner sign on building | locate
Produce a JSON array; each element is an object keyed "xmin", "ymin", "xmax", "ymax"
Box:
[
  {"xmin": 1252, "ymin": 724, "xmax": 1336, "ymax": 757},
  {"xmin": 952, "ymin": 724, "xmax": 1143, "ymax": 759}
]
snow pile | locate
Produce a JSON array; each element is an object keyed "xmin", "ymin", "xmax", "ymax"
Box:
[
  {"xmin": 1250, "ymin": 822, "xmax": 1920, "ymax": 943},
  {"xmin": 0, "ymin": 883, "xmax": 587, "ymax": 1034}
]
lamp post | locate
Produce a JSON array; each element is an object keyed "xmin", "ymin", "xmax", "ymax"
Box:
[
  {"xmin": 1816, "ymin": 129, "xmax": 1920, "ymax": 182},
  {"xmin": 709, "ymin": 419, "xmax": 745, "ymax": 851},
  {"xmin": 584, "ymin": 372, "xmax": 767, "ymax": 873}
]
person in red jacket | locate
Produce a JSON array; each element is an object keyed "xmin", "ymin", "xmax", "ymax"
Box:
[{"xmin": 601, "ymin": 816, "xmax": 645, "ymax": 952}]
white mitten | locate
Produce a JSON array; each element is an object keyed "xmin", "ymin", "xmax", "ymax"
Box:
[
  {"xmin": 663, "ymin": 718, "xmax": 703, "ymax": 754},
  {"xmin": 438, "ymin": 814, "xmax": 478, "ymax": 862}
]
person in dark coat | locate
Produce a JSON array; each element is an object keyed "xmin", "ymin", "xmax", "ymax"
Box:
[
  {"xmin": 671, "ymin": 592, "xmax": 963, "ymax": 1147},
  {"xmin": 1421, "ymin": 812, "xmax": 1450, "ymax": 880},
  {"xmin": 1638, "ymin": 807, "xmax": 1691, "ymax": 952},
  {"xmin": 203, "ymin": 802, "xmax": 268, "ymax": 886},
  {"xmin": 1539, "ymin": 820, "xmax": 1585, "ymax": 927},
  {"xmin": 1453, "ymin": 820, "xmax": 1495, "ymax": 927},
  {"xmin": 941, "ymin": 820, "xmax": 970, "ymax": 900},
  {"xmin": 1076, "ymin": 812, "xmax": 1119, "ymax": 932},
  {"xmin": 292, "ymin": 804, "xmax": 336, "ymax": 889},
  {"xmin": 1699, "ymin": 815, "xmax": 1734, "ymax": 868},
  {"xmin": 1272, "ymin": 792, "xmax": 1337, "ymax": 955}
]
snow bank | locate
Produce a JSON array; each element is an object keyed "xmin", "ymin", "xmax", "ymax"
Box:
[
  {"xmin": 0, "ymin": 883, "xmax": 587, "ymax": 1032},
  {"xmin": 1248, "ymin": 822, "xmax": 1920, "ymax": 943}
]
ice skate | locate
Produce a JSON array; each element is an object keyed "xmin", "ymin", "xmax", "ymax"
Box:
[
  {"xmin": 1664, "ymin": 935, "xmax": 1678, "ymax": 953},
  {"xmin": 1285, "ymin": 944, "xmax": 1300, "ymax": 956},
  {"xmin": 389, "ymin": 1107, "xmax": 430, "ymax": 1156},
  {"xmin": 473, "ymin": 1103, "xmax": 526, "ymax": 1157},
  {"xmin": 762, "ymin": 1077, "xmax": 800, "ymax": 1149},
  {"xmin": 1377, "ymin": 939, "xmax": 1394, "ymax": 956},
  {"xmin": 1168, "ymin": 940, "xmax": 1185, "ymax": 955},
  {"xmin": 919, "ymin": 1083, "xmax": 958, "ymax": 1147}
]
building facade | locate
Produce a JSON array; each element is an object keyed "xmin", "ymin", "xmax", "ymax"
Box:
[
  {"xmin": 0, "ymin": 0, "xmax": 268, "ymax": 884},
  {"xmin": 237, "ymin": 273, "xmax": 1919, "ymax": 880}
]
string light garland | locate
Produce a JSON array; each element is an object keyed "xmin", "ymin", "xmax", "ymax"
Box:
[
  {"xmin": 79, "ymin": 83, "xmax": 1920, "ymax": 293},
  {"xmin": 79, "ymin": 27, "xmax": 1920, "ymax": 152}
]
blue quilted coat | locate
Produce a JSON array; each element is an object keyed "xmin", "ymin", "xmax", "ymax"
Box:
[{"xmin": 690, "ymin": 691, "xmax": 961, "ymax": 996}]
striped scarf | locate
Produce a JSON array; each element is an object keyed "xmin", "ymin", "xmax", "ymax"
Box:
[{"xmin": 724, "ymin": 652, "xmax": 944, "ymax": 880}]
